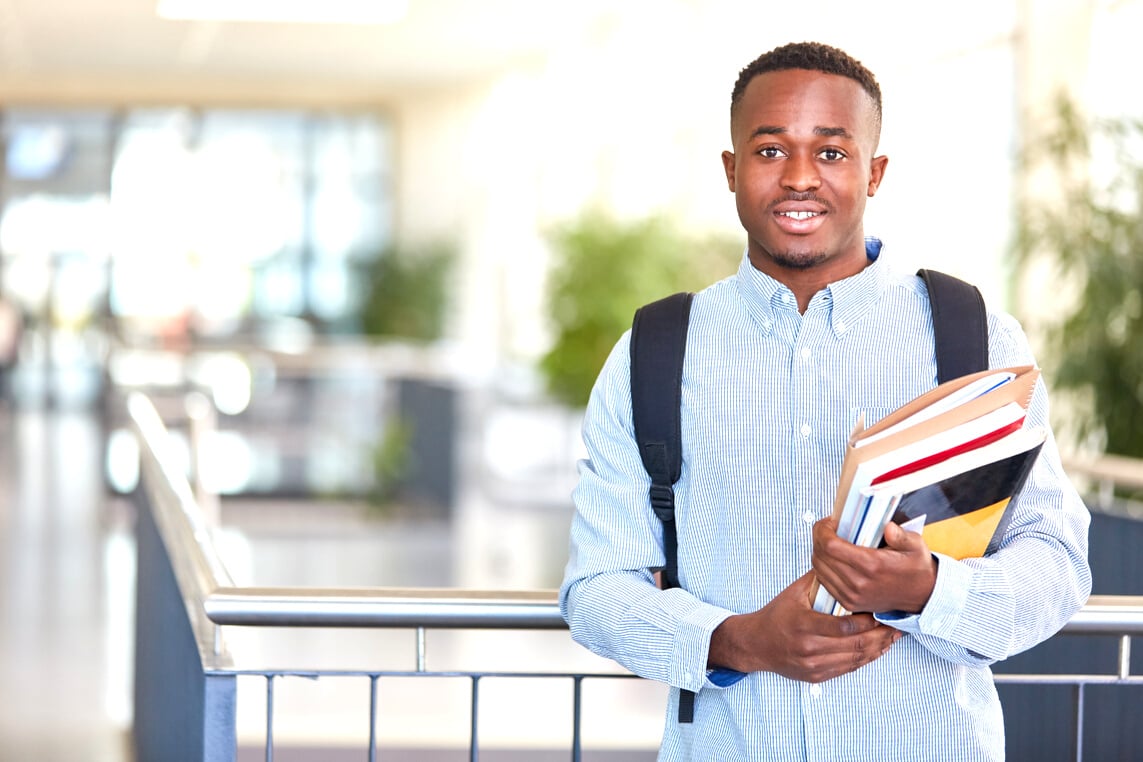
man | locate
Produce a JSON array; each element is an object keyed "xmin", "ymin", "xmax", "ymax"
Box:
[{"xmin": 559, "ymin": 41, "xmax": 1090, "ymax": 761}]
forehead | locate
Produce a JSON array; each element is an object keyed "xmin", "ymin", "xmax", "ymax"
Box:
[{"xmin": 732, "ymin": 69, "xmax": 878, "ymax": 147}]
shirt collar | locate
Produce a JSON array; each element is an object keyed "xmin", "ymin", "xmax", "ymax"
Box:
[{"xmin": 734, "ymin": 237, "xmax": 890, "ymax": 337}]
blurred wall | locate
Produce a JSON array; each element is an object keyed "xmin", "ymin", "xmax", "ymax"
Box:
[
  {"xmin": 1, "ymin": 0, "xmax": 1122, "ymax": 374},
  {"xmin": 389, "ymin": 1, "xmax": 1039, "ymax": 369}
]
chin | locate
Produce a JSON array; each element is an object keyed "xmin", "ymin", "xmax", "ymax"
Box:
[{"xmin": 769, "ymin": 250, "xmax": 828, "ymax": 270}]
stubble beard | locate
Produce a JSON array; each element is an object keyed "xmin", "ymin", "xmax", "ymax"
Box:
[{"xmin": 768, "ymin": 248, "xmax": 829, "ymax": 271}]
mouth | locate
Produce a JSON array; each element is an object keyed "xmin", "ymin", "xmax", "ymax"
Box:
[
  {"xmin": 777, "ymin": 210, "xmax": 823, "ymax": 221},
  {"xmin": 772, "ymin": 206, "xmax": 827, "ymax": 234}
]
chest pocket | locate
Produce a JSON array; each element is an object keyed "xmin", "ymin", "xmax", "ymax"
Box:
[{"xmin": 851, "ymin": 405, "xmax": 898, "ymax": 431}]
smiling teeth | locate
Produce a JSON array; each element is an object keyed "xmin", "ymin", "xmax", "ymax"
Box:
[{"xmin": 780, "ymin": 211, "xmax": 820, "ymax": 220}]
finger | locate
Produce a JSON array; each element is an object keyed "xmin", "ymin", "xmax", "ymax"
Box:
[
  {"xmin": 805, "ymin": 625, "xmax": 902, "ymax": 680},
  {"xmin": 847, "ymin": 626, "xmax": 900, "ymax": 662},
  {"xmin": 811, "ymin": 546, "xmax": 876, "ymax": 610},
  {"xmin": 814, "ymin": 522, "xmax": 872, "ymax": 567},
  {"xmin": 849, "ymin": 622, "xmax": 901, "ymax": 656},
  {"xmin": 835, "ymin": 612, "xmax": 886, "ymax": 636},
  {"xmin": 804, "ymin": 608, "xmax": 885, "ymax": 642},
  {"xmin": 812, "ymin": 540, "xmax": 873, "ymax": 594},
  {"xmin": 812, "ymin": 517, "xmax": 839, "ymax": 554},
  {"xmin": 814, "ymin": 516, "xmax": 840, "ymax": 535},
  {"xmin": 808, "ymin": 559, "xmax": 844, "ymax": 608}
]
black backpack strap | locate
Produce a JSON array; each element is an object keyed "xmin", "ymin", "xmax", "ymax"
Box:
[
  {"xmin": 917, "ymin": 269, "xmax": 989, "ymax": 382},
  {"xmin": 629, "ymin": 291, "xmax": 695, "ymax": 722},
  {"xmin": 630, "ymin": 292, "xmax": 693, "ymax": 590}
]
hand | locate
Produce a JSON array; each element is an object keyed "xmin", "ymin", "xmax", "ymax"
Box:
[
  {"xmin": 708, "ymin": 570, "xmax": 902, "ymax": 683},
  {"xmin": 812, "ymin": 517, "xmax": 938, "ymax": 615}
]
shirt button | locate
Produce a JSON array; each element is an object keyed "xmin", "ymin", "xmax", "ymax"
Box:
[
  {"xmin": 809, "ymin": 684, "xmax": 823, "ymax": 698},
  {"xmin": 837, "ymin": 320, "xmax": 847, "ymax": 333},
  {"xmin": 802, "ymin": 510, "xmax": 815, "ymax": 524},
  {"xmin": 800, "ymin": 423, "xmax": 812, "ymax": 438},
  {"xmin": 800, "ymin": 347, "xmax": 811, "ymax": 360}
]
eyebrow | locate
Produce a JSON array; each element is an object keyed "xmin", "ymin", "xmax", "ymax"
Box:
[{"xmin": 749, "ymin": 125, "xmax": 854, "ymax": 140}]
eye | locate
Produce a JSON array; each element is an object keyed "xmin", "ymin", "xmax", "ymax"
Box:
[
  {"xmin": 819, "ymin": 148, "xmax": 846, "ymax": 162},
  {"xmin": 758, "ymin": 146, "xmax": 785, "ymax": 159}
]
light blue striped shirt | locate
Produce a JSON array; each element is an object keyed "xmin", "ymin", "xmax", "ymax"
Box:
[{"xmin": 559, "ymin": 248, "xmax": 1091, "ymax": 761}]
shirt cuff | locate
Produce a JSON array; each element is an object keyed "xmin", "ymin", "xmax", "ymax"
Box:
[
  {"xmin": 875, "ymin": 553, "xmax": 972, "ymax": 636},
  {"xmin": 670, "ymin": 602, "xmax": 736, "ymax": 692}
]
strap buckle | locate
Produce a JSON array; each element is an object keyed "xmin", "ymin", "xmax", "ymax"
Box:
[{"xmin": 649, "ymin": 484, "xmax": 675, "ymax": 522}]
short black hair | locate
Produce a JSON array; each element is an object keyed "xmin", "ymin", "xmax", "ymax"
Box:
[{"xmin": 730, "ymin": 41, "xmax": 882, "ymax": 137}]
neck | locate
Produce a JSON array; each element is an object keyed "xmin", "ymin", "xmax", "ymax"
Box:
[{"xmin": 748, "ymin": 246, "xmax": 870, "ymax": 313}]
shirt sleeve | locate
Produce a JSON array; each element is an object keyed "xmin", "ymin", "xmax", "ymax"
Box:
[
  {"xmin": 558, "ymin": 333, "xmax": 738, "ymax": 693},
  {"xmin": 876, "ymin": 313, "xmax": 1092, "ymax": 665}
]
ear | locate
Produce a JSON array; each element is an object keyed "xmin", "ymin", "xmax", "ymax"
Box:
[
  {"xmin": 867, "ymin": 155, "xmax": 889, "ymax": 197},
  {"xmin": 721, "ymin": 150, "xmax": 737, "ymax": 192}
]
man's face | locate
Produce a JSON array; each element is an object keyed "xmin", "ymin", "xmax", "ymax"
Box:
[{"xmin": 721, "ymin": 68, "xmax": 888, "ymax": 280}]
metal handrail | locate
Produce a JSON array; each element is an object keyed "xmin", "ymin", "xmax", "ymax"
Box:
[
  {"xmin": 203, "ymin": 587, "xmax": 565, "ymax": 629},
  {"xmin": 128, "ymin": 390, "xmax": 1143, "ymax": 638},
  {"xmin": 130, "ymin": 392, "xmax": 235, "ymax": 595}
]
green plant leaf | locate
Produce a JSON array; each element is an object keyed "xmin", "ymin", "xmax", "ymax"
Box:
[
  {"xmin": 359, "ymin": 242, "xmax": 454, "ymax": 341},
  {"xmin": 1013, "ymin": 96, "xmax": 1143, "ymax": 461},
  {"xmin": 540, "ymin": 212, "xmax": 740, "ymax": 407}
]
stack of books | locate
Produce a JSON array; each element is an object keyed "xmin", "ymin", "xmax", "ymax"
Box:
[{"xmin": 812, "ymin": 365, "xmax": 1046, "ymax": 616}]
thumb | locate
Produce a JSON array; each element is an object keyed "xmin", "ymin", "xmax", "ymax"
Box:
[
  {"xmin": 791, "ymin": 568, "xmax": 817, "ymax": 591},
  {"xmin": 882, "ymin": 521, "xmax": 918, "ymax": 550}
]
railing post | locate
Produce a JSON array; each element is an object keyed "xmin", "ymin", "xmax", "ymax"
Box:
[
  {"xmin": 571, "ymin": 676, "xmax": 583, "ymax": 762},
  {"xmin": 1074, "ymin": 682, "xmax": 1085, "ymax": 762},
  {"xmin": 203, "ymin": 674, "xmax": 238, "ymax": 762},
  {"xmin": 265, "ymin": 674, "xmax": 275, "ymax": 762},
  {"xmin": 470, "ymin": 676, "xmax": 480, "ymax": 762},
  {"xmin": 368, "ymin": 675, "xmax": 379, "ymax": 762}
]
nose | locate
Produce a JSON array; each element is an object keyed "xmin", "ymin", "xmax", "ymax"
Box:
[{"xmin": 781, "ymin": 152, "xmax": 820, "ymax": 192}]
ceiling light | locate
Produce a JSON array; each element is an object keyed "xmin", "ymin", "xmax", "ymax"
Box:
[{"xmin": 156, "ymin": 0, "xmax": 407, "ymax": 24}]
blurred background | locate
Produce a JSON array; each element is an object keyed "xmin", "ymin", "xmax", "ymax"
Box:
[{"xmin": 2, "ymin": 0, "xmax": 1142, "ymax": 759}]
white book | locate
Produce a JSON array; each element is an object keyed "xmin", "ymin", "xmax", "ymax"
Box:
[
  {"xmin": 855, "ymin": 372, "xmax": 1016, "ymax": 449},
  {"xmin": 835, "ymin": 400, "xmax": 1026, "ymax": 543}
]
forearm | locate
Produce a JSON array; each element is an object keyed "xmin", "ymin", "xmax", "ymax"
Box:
[
  {"xmin": 563, "ymin": 570, "xmax": 734, "ymax": 691},
  {"xmin": 881, "ymin": 528, "xmax": 1090, "ymax": 664}
]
